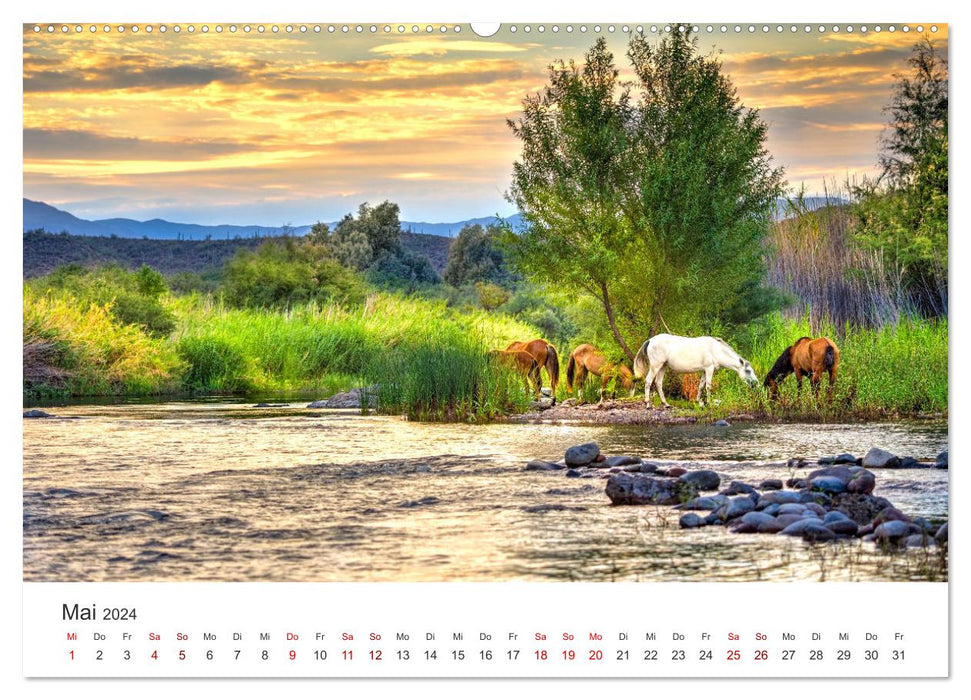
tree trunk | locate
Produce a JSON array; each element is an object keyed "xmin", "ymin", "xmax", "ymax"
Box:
[{"xmin": 599, "ymin": 282, "xmax": 635, "ymax": 362}]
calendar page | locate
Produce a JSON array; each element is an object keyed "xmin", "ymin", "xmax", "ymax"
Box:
[{"xmin": 18, "ymin": 3, "xmax": 953, "ymax": 692}]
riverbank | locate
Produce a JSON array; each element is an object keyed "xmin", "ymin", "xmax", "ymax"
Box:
[{"xmin": 506, "ymin": 397, "xmax": 947, "ymax": 426}]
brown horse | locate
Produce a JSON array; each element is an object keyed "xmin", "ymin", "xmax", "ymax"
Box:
[
  {"xmin": 565, "ymin": 344, "xmax": 635, "ymax": 402},
  {"xmin": 489, "ymin": 349, "xmax": 542, "ymax": 397},
  {"xmin": 764, "ymin": 336, "xmax": 840, "ymax": 400},
  {"xmin": 506, "ymin": 339, "xmax": 560, "ymax": 405}
]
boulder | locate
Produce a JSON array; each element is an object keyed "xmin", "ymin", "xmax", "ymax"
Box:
[
  {"xmin": 779, "ymin": 519, "xmax": 825, "ymax": 537},
  {"xmin": 935, "ymin": 522, "xmax": 948, "ymax": 543},
  {"xmin": 874, "ymin": 520, "xmax": 911, "ymax": 541},
  {"xmin": 605, "ymin": 474, "xmax": 697, "ymax": 506},
  {"xmin": 810, "ymin": 476, "xmax": 846, "ymax": 494},
  {"xmin": 846, "ymin": 471, "xmax": 876, "ymax": 495},
  {"xmin": 721, "ymin": 481, "xmax": 760, "ymax": 499},
  {"xmin": 835, "ymin": 453, "xmax": 857, "ymax": 464},
  {"xmin": 740, "ymin": 511, "xmax": 778, "ymax": 529},
  {"xmin": 23, "ymin": 409, "xmax": 54, "ymax": 419},
  {"xmin": 679, "ymin": 513, "xmax": 707, "ymax": 529},
  {"xmin": 604, "ymin": 455, "xmax": 641, "ymax": 467},
  {"xmin": 714, "ymin": 496, "xmax": 756, "ymax": 522},
  {"xmin": 799, "ymin": 522, "xmax": 837, "ymax": 542},
  {"xmin": 827, "ymin": 492, "xmax": 894, "ymax": 525},
  {"xmin": 756, "ymin": 491, "xmax": 805, "ymax": 508},
  {"xmin": 787, "ymin": 458, "xmax": 809, "ymax": 469},
  {"xmin": 775, "ymin": 513, "xmax": 814, "ymax": 529},
  {"xmin": 935, "ymin": 450, "xmax": 948, "ymax": 469},
  {"xmin": 759, "ymin": 479, "xmax": 783, "ymax": 491},
  {"xmin": 777, "ymin": 503, "xmax": 807, "ymax": 516},
  {"xmin": 525, "ymin": 460, "xmax": 563, "ymax": 471},
  {"xmin": 862, "ymin": 447, "xmax": 900, "ymax": 469},
  {"xmin": 826, "ymin": 518, "xmax": 861, "ymax": 537},
  {"xmin": 713, "ymin": 419, "xmax": 731, "ymax": 427},
  {"xmin": 903, "ymin": 534, "xmax": 932, "ymax": 548},
  {"xmin": 666, "ymin": 467, "xmax": 688, "ymax": 477},
  {"xmin": 898, "ymin": 457, "xmax": 920, "ymax": 469},
  {"xmin": 786, "ymin": 478, "xmax": 808, "ymax": 489},
  {"xmin": 565, "ymin": 442, "xmax": 601, "ymax": 467},
  {"xmin": 679, "ymin": 470, "xmax": 721, "ymax": 491},
  {"xmin": 818, "ymin": 456, "xmax": 837, "ymax": 465},
  {"xmin": 873, "ymin": 507, "xmax": 912, "ymax": 525},
  {"xmin": 803, "ymin": 503, "xmax": 827, "ymax": 517},
  {"xmin": 676, "ymin": 495, "xmax": 728, "ymax": 511}
]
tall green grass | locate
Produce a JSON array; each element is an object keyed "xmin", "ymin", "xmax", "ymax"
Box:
[{"xmin": 704, "ymin": 313, "xmax": 948, "ymax": 417}]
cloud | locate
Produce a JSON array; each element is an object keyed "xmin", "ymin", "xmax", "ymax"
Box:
[{"xmin": 23, "ymin": 128, "xmax": 259, "ymax": 160}]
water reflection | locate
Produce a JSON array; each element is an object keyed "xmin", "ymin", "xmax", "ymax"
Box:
[{"xmin": 23, "ymin": 403, "xmax": 947, "ymax": 582}]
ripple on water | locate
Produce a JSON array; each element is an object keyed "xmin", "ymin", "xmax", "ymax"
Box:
[{"xmin": 22, "ymin": 402, "xmax": 947, "ymax": 582}]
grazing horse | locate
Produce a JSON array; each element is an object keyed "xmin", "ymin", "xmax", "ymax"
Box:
[
  {"xmin": 764, "ymin": 336, "xmax": 839, "ymax": 400},
  {"xmin": 633, "ymin": 334, "xmax": 759, "ymax": 407},
  {"xmin": 506, "ymin": 339, "xmax": 560, "ymax": 405},
  {"xmin": 565, "ymin": 343, "xmax": 635, "ymax": 402},
  {"xmin": 489, "ymin": 349, "xmax": 542, "ymax": 397}
]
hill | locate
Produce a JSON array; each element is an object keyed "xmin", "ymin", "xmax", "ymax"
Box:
[{"xmin": 22, "ymin": 229, "xmax": 453, "ymax": 278}]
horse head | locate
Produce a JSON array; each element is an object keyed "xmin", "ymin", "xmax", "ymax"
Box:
[{"xmin": 736, "ymin": 357, "xmax": 759, "ymax": 387}]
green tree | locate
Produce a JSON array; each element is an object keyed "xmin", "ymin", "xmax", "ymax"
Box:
[
  {"xmin": 505, "ymin": 33, "xmax": 783, "ymax": 359},
  {"xmin": 854, "ymin": 38, "xmax": 948, "ymax": 314},
  {"xmin": 443, "ymin": 223, "xmax": 510, "ymax": 287}
]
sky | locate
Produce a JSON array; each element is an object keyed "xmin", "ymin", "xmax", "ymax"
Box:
[{"xmin": 22, "ymin": 22, "xmax": 948, "ymax": 225}]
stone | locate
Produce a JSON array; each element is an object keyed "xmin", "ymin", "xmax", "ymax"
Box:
[
  {"xmin": 679, "ymin": 470, "xmax": 721, "ymax": 491},
  {"xmin": 846, "ymin": 471, "xmax": 876, "ymax": 495},
  {"xmin": 397, "ymin": 496, "xmax": 440, "ymax": 508},
  {"xmin": 810, "ymin": 476, "xmax": 846, "ymax": 494},
  {"xmin": 799, "ymin": 522, "xmax": 837, "ymax": 542},
  {"xmin": 862, "ymin": 447, "xmax": 900, "ymax": 469},
  {"xmin": 787, "ymin": 458, "xmax": 808, "ymax": 469},
  {"xmin": 679, "ymin": 513, "xmax": 707, "ymax": 529},
  {"xmin": 756, "ymin": 491, "xmax": 805, "ymax": 508},
  {"xmin": 779, "ymin": 519, "xmax": 826, "ymax": 537},
  {"xmin": 23, "ymin": 409, "xmax": 53, "ymax": 418},
  {"xmin": 605, "ymin": 474, "xmax": 698, "ymax": 506},
  {"xmin": 714, "ymin": 496, "xmax": 756, "ymax": 522},
  {"xmin": 756, "ymin": 518, "xmax": 786, "ymax": 534},
  {"xmin": 525, "ymin": 460, "xmax": 563, "ymax": 471},
  {"xmin": 777, "ymin": 503, "xmax": 807, "ymax": 516},
  {"xmin": 759, "ymin": 479, "xmax": 783, "ymax": 491},
  {"xmin": 823, "ymin": 510, "xmax": 851, "ymax": 524},
  {"xmin": 827, "ymin": 519, "xmax": 860, "ymax": 536},
  {"xmin": 786, "ymin": 478, "xmax": 808, "ymax": 489},
  {"xmin": 818, "ymin": 456, "xmax": 837, "ymax": 465},
  {"xmin": 935, "ymin": 450, "xmax": 948, "ymax": 469},
  {"xmin": 604, "ymin": 455, "xmax": 641, "ymax": 467},
  {"xmin": 804, "ymin": 503, "xmax": 827, "ymax": 517},
  {"xmin": 935, "ymin": 522, "xmax": 948, "ymax": 543},
  {"xmin": 638, "ymin": 463, "xmax": 660, "ymax": 474},
  {"xmin": 874, "ymin": 520, "xmax": 911, "ymax": 541},
  {"xmin": 565, "ymin": 443, "xmax": 600, "ymax": 467},
  {"xmin": 740, "ymin": 511, "xmax": 778, "ymax": 529},
  {"xmin": 898, "ymin": 457, "xmax": 920, "ymax": 469},
  {"xmin": 721, "ymin": 481, "xmax": 760, "ymax": 499},
  {"xmin": 828, "ymin": 492, "xmax": 894, "ymax": 525},
  {"xmin": 713, "ymin": 419, "xmax": 731, "ymax": 427},
  {"xmin": 835, "ymin": 453, "xmax": 856, "ymax": 464},
  {"xmin": 873, "ymin": 507, "xmax": 911, "ymax": 525},
  {"xmin": 775, "ymin": 513, "xmax": 814, "ymax": 529},
  {"xmin": 807, "ymin": 465, "xmax": 854, "ymax": 484},
  {"xmin": 666, "ymin": 467, "xmax": 688, "ymax": 477},
  {"xmin": 565, "ymin": 469, "xmax": 581, "ymax": 478},
  {"xmin": 762, "ymin": 504, "xmax": 781, "ymax": 516},
  {"xmin": 676, "ymin": 495, "xmax": 728, "ymax": 511}
]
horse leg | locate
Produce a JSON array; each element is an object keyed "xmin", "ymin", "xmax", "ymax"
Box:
[
  {"xmin": 643, "ymin": 367, "xmax": 657, "ymax": 406},
  {"xmin": 702, "ymin": 366, "xmax": 714, "ymax": 407},
  {"xmin": 655, "ymin": 367, "xmax": 670, "ymax": 408},
  {"xmin": 811, "ymin": 368, "xmax": 823, "ymax": 400},
  {"xmin": 827, "ymin": 367, "xmax": 837, "ymax": 402},
  {"xmin": 794, "ymin": 369, "xmax": 804, "ymax": 395}
]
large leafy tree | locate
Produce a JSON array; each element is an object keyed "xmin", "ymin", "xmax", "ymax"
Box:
[
  {"xmin": 855, "ymin": 38, "xmax": 948, "ymax": 315},
  {"xmin": 443, "ymin": 223, "xmax": 510, "ymax": 287},
  {"xmin": 506, "ymin": 32, "xmax": 784, "ymax": 360}
]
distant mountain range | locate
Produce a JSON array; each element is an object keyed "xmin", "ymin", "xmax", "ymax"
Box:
[
  {"xmin": 23, "ymin": 199, "xmax": 523, "ymax": 241},
  {"xmin": 23, "ymin": 195, "xmax": 842, "ymax": 242}
]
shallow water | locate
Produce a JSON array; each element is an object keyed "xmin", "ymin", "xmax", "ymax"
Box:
[{"xmin": 22, "ymin": 402, "xmax": 948, "ymax": 582}]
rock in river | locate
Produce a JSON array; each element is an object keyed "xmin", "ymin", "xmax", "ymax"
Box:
[
  {"xmin": 679, "ymin": 513, "xmax": 707, "ymax": 529},
  {"xmin": 605, "ymin": 473, "xmax": 697, "ymax": 506},
  {"xmin": 714, "ymin": 496, "xmax": 756, "ymax": 522},
  {"xmin": 525, "ymin": 460, "xmax": 563, "ymax": 471},
  {"xmin": 862, "ymin": 447, "xmax": 900, "ymax": 469},
  {"xmin": 679, "ymin": 470, "xmax": 720, "ymax": 492},
  {"xmin": 23, "ymin": 409, "xmax": 54, "ymax": 418},
  {"xmin": 828, "ymin": 492, "xmax": 894, "ymax": 525},
  {"xmin": 565, "ymin": 443, "xmax": 600, "ymax": 467},
  {"xmin": 810, "ymin": 476, "xmax": 846, "ymax": 494},
  {"xmin": 935, "ymin": 450, "xmax": 948, "ymax": 469},
  {"xmin": 874, "ymin": 520, "xmax": 912, "ymax": 542},
  {"xmin": 759, "ymin": 479, "xmax": 783, "ymax": 491},
  {"xmin": 604, "ymin": 455, "xmax": 641, "ymax": 467}
]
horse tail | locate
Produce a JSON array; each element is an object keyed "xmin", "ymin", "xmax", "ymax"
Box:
[
  {"xmin": 633, "ymin": 340, "xmax": 651, "ymax": 379},
  {"xmin": 824, "ymin": 343, "xmax": 836, "ymax": 371},
  {"xmin": 566, "ymin": 353, "xmax": 576, "ymax": 393},
  {"xmin": 545, "ymin": 344, "xmax": 560, "ymax": 392}
]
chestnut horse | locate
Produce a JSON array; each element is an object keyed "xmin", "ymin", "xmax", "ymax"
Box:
[
  {"xmin": 566, "ymin": 344, "xmax": 635, "ymax": 402},
  {"xmin": 506, "ymin": 339, "xmax": 560, "ymax": 405},
  {"xmin": 489, "ymin": 349, "xmax": 542, "ymax": 397},
  {"xmin": 764, "ymin": 336, "xmax": 840, "ymax": 400}
]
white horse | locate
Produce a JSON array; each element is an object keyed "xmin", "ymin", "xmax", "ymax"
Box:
[{"xmin": 633, "ymin": 334, "xmax": 759, "ymax": 407}]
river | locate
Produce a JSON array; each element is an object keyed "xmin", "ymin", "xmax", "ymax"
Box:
[{"xmin": 23, "ymin": 400, "xmax": 948, "ymax": 582}]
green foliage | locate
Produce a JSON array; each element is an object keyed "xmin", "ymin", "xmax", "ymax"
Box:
[
  {"xmin": 27, "ymin": 264, "xmax": 177, "ymax": 336},
  {"xmin": 365, "ymin": 248, "xmax": 441, "ymax": 291},
  {"xmin": 177, "ymin": 335, "xmax": 252, "ymax": 393},
  {"xmin": 221, "ymin": 238, "xmax": 366, "ymax": 308},
  {"xmin": 853, "ymin": 38, "xmax": 948, "ymax": 315},
  {"xmin": 475, "ymin": 282, "xmax": 510, "ymax": 311},
  {"xmin": 23, "ymin": 288, "xmax": 185, "ymax": 397},
  {"xmin": 506, "ymin": 33, "xmax": 784, "ymax": 359},
  {"xmin": 444, "ymin": 223, "xmax": 510, "ymax": 286}
]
